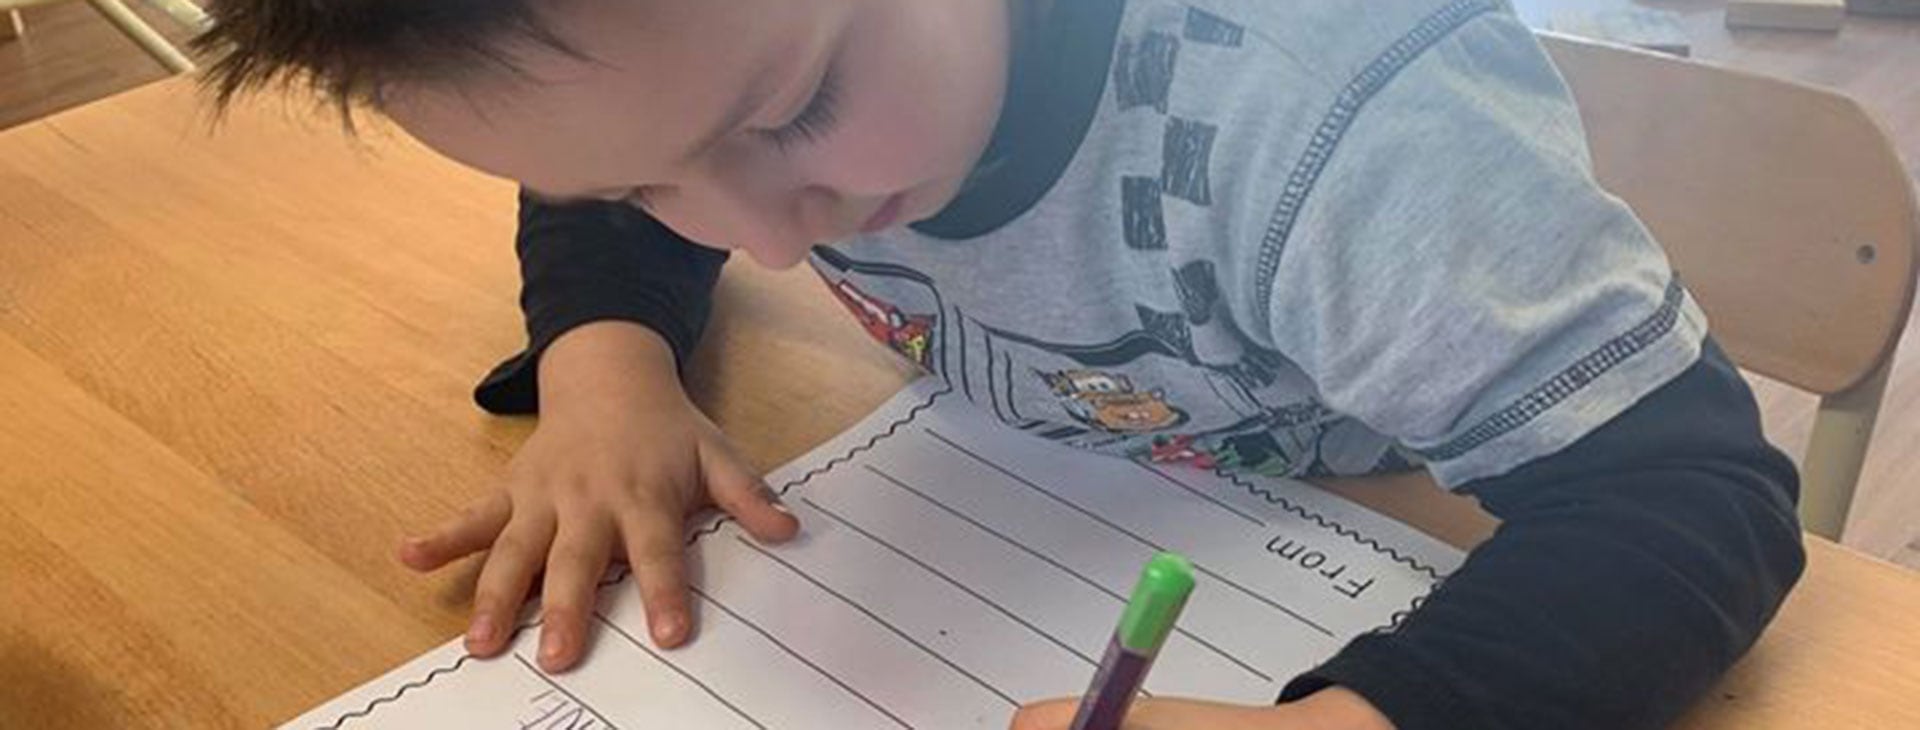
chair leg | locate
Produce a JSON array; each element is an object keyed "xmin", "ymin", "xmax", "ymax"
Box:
[
  {"xmin": 1799, "ymin": 356, "xmax": 1894, "ymax": 540},
  {"xmin": 85, "ymin": 0, "xmax": 195, "ymax": 73},
  {"xmin": 143, "ymin": 0, "xmax": 209, "ymax": 32}
]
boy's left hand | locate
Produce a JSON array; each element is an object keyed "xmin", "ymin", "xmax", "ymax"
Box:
[{"xmin": 1009, "ymin": 686, "xmax": 1393, "ymax": 730}]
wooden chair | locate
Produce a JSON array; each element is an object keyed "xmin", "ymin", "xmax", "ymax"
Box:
[
  {"xmin": 1, "ymin": 0, "xmax": 208, "ymax": 74},
  {"xmin": 1531, "ymin": 33, "xmax": 1918, "ymax": 540}
]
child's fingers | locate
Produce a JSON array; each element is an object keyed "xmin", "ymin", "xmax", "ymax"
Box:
[
  {"xmin": 399, "ymin": 492, "xmax": 510, "ymax": 571},
  {"xmin": 700, "ymin": 441, "xmax": 799, "ymax": 544},
  {"xmin": 536, "ymin": 514, "xmax": 615, "ymax": 673},
  {"xmin": 464, "ymin": 511, "xmax": 556, "ymax": 657},
  {"xmin": 618, "ymin": 505, "xmax": 695, "ymax": 649},
  {"xmin": 1006, "ymin": 698, "xmax": 1078, "ymax": 730}
]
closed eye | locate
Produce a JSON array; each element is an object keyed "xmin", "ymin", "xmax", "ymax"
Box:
[{"xmin": 759, "ymin": 62, "xmax": 842, "ymax": 153}]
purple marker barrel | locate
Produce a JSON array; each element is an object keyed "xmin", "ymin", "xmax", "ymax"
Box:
[
  {"xmin": 1068, "ymin": 636, "xmax": 1154, "ymax": 730},
  {"xmin": 1066, "ymin": 553, "xmax": 1195, "ymax": 730}
]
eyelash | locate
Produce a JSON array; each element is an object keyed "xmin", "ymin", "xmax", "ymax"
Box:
[
  {"xmin": 760, "ymin": 65, "xmax": 843, "ymax": 153},
  {"xmin": 628, "ymin": 62, "xmax": 842, "ymax": 209}
]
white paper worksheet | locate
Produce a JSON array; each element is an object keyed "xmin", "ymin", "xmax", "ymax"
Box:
[{"xmin": 280, "ymin": 380, "xmax": 1466, "ymax": 730}]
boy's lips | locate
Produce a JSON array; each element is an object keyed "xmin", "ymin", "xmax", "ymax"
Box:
[{"xmin": 860, "ymin": 192, "xmax": 906, "ymax": 233}]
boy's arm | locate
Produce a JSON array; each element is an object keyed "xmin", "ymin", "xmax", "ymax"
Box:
[
  {"xmin": 435, "ymin": 192, "xmax": 801, "ymax": 673},
  {"xmin": 1252, "ymin": 10, "xmax": 1806, "ymax": 727},
  {"xmin": 473, "ymin": 191, "xmax": 728, "ymax": 414},
  {"xmin": 1279, "ymin": 338, "xmax": 1806, "ymax": 729}
]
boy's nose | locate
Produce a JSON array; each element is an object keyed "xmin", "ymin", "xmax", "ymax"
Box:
[
  {"xmin": 794, "ymin": 185, "xmax": 848, "ymax": 241},
  {"xmin": 718, "ymin": 186, "xmax": 839, "ymax": 269}
]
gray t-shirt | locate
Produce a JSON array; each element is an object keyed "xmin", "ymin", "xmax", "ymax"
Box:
[{"xmin": 808, "ymin": 0, "xmax": 1706, "ymax": 487}]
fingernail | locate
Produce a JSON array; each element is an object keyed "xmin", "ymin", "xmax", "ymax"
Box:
[
  {"xmin": 539, "ymin": 627, "xmax": 567, "ymax": 665},
  {"xmin": 769, "ymin": 499, "xmax": 792, "ymax": 515},
  {"xmin": 652, "ymin": 612, "xmax": 685, "ymax": 644},
  {"xmin": 467, "ymin": 613, "xmax": 495, "ymax": 645}
]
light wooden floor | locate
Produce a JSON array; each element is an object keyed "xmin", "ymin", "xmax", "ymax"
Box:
[
  {"xmin": 1, "ymin": 0, "xmax": 1917, "ymax": 565},
  {"xmin": 0, "ymin": 1, "xmax": 194, "ymax": 130}
]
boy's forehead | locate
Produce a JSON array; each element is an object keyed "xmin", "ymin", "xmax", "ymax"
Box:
[{"xmin": 386, "ymin": 0, "xmax": 841, "ymax": 194}]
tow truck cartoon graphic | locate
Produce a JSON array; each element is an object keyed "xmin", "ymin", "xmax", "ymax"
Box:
[
  {"xmin": 827, "ymin": 279, "xmax": 935, "ymax": 369},
  {"xmin": 1039, "ymin": 369, "xmax": 1187, "ymax": 433}
]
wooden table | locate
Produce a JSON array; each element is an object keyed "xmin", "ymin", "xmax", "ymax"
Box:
[{"xmin": 1, "ymin": 79, "xmax": 1916, "ymax": 730}]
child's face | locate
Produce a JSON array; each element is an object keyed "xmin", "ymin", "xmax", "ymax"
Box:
[{"xmin": 387, "ymin": 0, "xmax": 1012, "ymax": 268}]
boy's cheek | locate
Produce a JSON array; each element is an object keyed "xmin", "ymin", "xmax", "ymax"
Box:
[
  {"xmin": 820, "ymin": 95, "xmax": 985, "ymax": 196},
  {"xmin": 823, "ymin": 13, "xmax": 1006, "ymax": 195},
  {"xmin": 644, "ymin": 208, "xmax": 727, "ymax": 252}
]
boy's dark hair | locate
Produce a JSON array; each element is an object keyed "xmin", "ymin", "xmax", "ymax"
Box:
[{"xmin": 193, "ymin": 0, "xmax": 574, "ymax": 117}]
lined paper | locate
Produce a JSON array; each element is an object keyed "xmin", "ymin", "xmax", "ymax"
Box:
[{"xmin": 281, "ymin": 380, "xmax": 1464, "ymax": 729}]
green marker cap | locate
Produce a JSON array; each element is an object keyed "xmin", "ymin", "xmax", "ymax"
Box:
[{"xmin": 1115, "ymin": 552, "xmax": 1195, "ymax": 655}]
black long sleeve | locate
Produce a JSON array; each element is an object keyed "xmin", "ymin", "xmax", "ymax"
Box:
[
  {"xmin": 1280, "ymin": 339, "xmax": 1807, "ymax": 729},
  {"xmin": 473, "ymin": 191, "xmax": 727, "ymax": 415}
]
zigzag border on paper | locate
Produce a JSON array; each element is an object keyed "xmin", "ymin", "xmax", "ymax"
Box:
[
  {"xmin": 1212, "ymin": 467, "xmax": 1448, "ymax": 581},
  {"xmin": 1209, "ymin": 468, "xmax": 1451, "ymax": 635},
  {"xmin": 314, "ymin": 385, "xmax": 952, "ymax": 729}
]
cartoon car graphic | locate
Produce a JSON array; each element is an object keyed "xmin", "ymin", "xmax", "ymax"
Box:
[
  {"xmin": 1040, "ymin": 369, "xmax": 1186, "ymax": 433},
  {"xmin": 828, "ymin": 279, "xmax": 934, "ymax": 368}
]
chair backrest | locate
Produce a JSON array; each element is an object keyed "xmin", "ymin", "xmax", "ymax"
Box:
[{"xmin": 1539, "ymin": 33, "xmax": 1918, "ymax": 396}]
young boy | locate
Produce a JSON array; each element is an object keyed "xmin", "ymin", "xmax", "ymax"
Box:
[{"xmin": 197, "ymin": 0, "xmax": 1806, "ymax": 727}]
